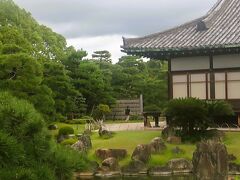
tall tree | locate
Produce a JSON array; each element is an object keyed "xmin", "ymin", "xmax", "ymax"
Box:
[
  {"xmin": 92, "ymin": 50, "xmax": 112, "ymax": 63},
  {"xmin": 0, "ymin": 51, "xmax": 55, "ymax": 120},
  {"xmin": 43, "ymin": 61, "xmax": 86, "ymax": 119}
]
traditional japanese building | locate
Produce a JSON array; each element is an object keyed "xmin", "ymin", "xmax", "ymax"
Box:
[{"xmin": 122, "ymin": 0, "xmax": 240, "ymax": 125}]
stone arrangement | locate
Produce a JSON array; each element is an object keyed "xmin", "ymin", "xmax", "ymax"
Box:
[{"xmin": 192, "ymin": 140, "xmax": 229, "ymax": 179}]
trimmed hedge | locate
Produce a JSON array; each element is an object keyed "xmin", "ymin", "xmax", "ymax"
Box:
[{"xmin": 58, "ymin": 126, "xmax": 74, "ymax": 136}]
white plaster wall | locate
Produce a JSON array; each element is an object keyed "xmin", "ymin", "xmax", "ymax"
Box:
[
  {"xmin": 213, "ymin": 54, "xmax": 240, "ymax": 69},
  {"xmin": 171, "ymin": 56, "xmax": 209, "ymax": 71}
]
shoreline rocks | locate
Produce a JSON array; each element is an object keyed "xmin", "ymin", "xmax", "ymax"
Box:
[
  {"xmin": 131, "ymin": 144, "xmax": 151, "ymax": 163},
  {"xmin": 192, "ymin": 140, "xmax": 228, "ymax": 179},
  {"xmin": 95, "ymin": 149, "xmax": 127, "ymax": 160},
  {"xmin": 122, "ymin": 160, "xmax": 148, "ymax": 175}
]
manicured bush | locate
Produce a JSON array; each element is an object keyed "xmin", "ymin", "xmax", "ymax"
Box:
[
  {"xmin": 92, "ymin": 104, "xmax": 111, "ymax": 121},
  {"xmin": 165, "ymin": 98, "xmax": 208, "ymax": 135},
  {"xmin": 58, "ymin": 126, "xmax": 74, "ymax": 136},
  {"xmin": 165, "ymin": 98, "xmax": 234, "ymax": 136},
  {"xmin": 206, "ymin": 100, "xmax": 234, "ymax": 122}
]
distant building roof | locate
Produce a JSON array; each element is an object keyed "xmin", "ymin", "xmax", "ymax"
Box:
[{"xmin": 122, "ymin": 0, "xmax": 240, "ymax": 59}]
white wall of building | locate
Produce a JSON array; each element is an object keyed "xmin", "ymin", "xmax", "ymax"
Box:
[
  {"xmin": 213, "ymin": 54, "xmax": 240, "ymax": 69},
  {"xmin": 171, "ymin": 56, "xmax": 209, "ymax": 71}
]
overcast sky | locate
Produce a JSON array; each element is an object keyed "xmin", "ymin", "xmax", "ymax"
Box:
[{"xmin": 14, "ymin": 0, "xmax": 217, "ymax": 63}]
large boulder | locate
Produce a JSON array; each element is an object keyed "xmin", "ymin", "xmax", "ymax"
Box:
[
  {"xmin": 95, "ymin": 149, "xmax": 127, "ymax": 160},
  {"xmin": 167, "ymin": 136, "xmax": 182, "ymax": 144},
  {"xmin": 101, "ymin": 157, "xmax": 120, "ymax": 171},
  {"xmin": 98, "ymin": 125, "xmax": 112, "ymax": 138},
  {"xmin": 131, "ymin": 144, "xmax": 151, "ymax": 163},
  {"xmin": 122, "ymin": 160, "xmax": 147, "ymax": 175},
  {"xmin": 192, "ymin": 140, "xmax": 228, "ymax": 179},
  {"xmin": 149, "ymin": 137, "xmax": 166, "ymax": 154},
  {"xmin": 78, "ymin": 134, "xmax": 92, "ymax": 150},
  {"xmin": 71, "ymin": 135, "xmax": 92, "ymax": 152},
  {"xmin": 167, "ymin": 158, "xmax": 193, "ymax": 174}
]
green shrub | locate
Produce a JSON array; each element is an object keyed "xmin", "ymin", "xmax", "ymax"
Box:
[
  {"xmin": 58, "ymin": 126, "xmax": 74, "ymax": 136},
  {"xmin": 0, "ymin": 92, "xmax": 89, "ymax": 179},
  {"xmin": 55, "ymin": 113, "xmax": 67, "ymax": 122},
  {"xmin": 50, "ymin": 145, "xmax": 90, "ymax": 179},
  {"xmin": 0, "ymin": 131, "xmax": 24, "ymax": 167},
  {"xmin": 129, "ymin": 114, "xmax": 142, "ymax": 120},
  {"xmin": 93, "ymin": 104, "xmax": 111, "ymax": 121},
  {"xmin": 206, "ymin": 100, "xmax": 234, "ymax": 122},
  {"xmin": 60, "ymin": 138, "xmax": 78, "ymax": 146},
  {"xmin": 165, "ymin": 98, "xmax": 208, "ymax": 135},
  {"xmin": 165, "ymin": 98, "xmax": 234, "ymax": 137},
  {"xmin": 0, "ymin": 167, "xmax": 37, "ymax": 180}
]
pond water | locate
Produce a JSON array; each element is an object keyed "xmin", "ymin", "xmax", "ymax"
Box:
[
  {"xmin": 88, "ymin": 175, "xmax": 239, "ymax": 180},
  {"xmin": 92, "ymin": 175, "xmax": 194, "ymax": 180}
]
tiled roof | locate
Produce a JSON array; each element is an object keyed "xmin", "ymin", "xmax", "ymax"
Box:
[{"xmin": 122, "ymin": 0, "xmax": 240, "ymax": 55}]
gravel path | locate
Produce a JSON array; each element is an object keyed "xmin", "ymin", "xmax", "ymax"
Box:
[{"xmin": 103, "ymin": 122, "xmax": 166, "ymax": 131}]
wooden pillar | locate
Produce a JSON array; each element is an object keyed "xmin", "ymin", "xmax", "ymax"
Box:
[
  {"xmin": 209, "ymin": 55, "xmax": 215, "ymax": 99},
  {"xmin": 168, "ymin": 59, "xmax": 173, "ymax": 100},
  {"xmin": 154, "ymin": 115, "xmax": 159, "ymax": 127},
  {"xmin": 238, "ymin": 114, "xmax": 240, "ymax": 127}
]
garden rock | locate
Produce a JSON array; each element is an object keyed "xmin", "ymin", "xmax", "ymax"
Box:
[
  {"xmin": 48, "ymin": 124, "xmax": 58, "ymax": 130},
  {"xmin": 148, "ymin": 166, "xmax": 172, "ymax": 176},
  {"xmin": 167, "ymin": 136, "xmax": 182, "ymax": 144},
  {"xmin": 78, "ymin": 134, "xmax": 92, "ymax": 150},
  {"xmin": 167, "ymin": 158, "xmax": 193, "ymax": 174},
  {"xmin": 149, "ymin": 137, "xmax": 166, "ymax": 153},
  {"xmin": 101, "ymin": 157, "xmax": 120, "ymax": 171},
  {"xmin": 99, "ymin": 126, "xmax": 112, "ymax": 138},
  {"xmin": 71, "ymin": 141, "xmax": 86, "ymax": 152},
  {"xmin": 192, "ymin": 140, "xmax": 228, "ymax": 179},
  {"xmin": 122, "ymin": 160, "xmax": 147, "ymax": 175},
  {"xmin": 131, "ymin": 144, "xmax": 151, "ymax": 163},
  {"xmin": 162, "ymin": 126, "xmax": 175, "ymax": 140},
  {"xmin": 95, "ymin": 149, "xmax": 127, "ymax": 160},
  {"xmin": 71, "ymin": 134, "xmax": 92, "ymax": 152},
  {"xmin": 172, "ymin": 146, "xmax": 184, "ymax": 154}
]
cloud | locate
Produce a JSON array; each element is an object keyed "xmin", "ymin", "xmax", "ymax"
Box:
[
  {"xmin": 13, "ymin": 0, "xmax": 218, "ymax": 61},
  {"xmin": 14, "ymin": 0, "xmax": 217, "ymax": 38}
]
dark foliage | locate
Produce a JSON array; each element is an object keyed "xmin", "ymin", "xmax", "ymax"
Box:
[{"xmin": 165, "ymin": 98, "xmax": 234, "ymax": 136}]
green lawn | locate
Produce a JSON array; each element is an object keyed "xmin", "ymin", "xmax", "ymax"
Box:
[{"xmin": 50, "ymin": 123, "xmax": 240, "ymax": 166}]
